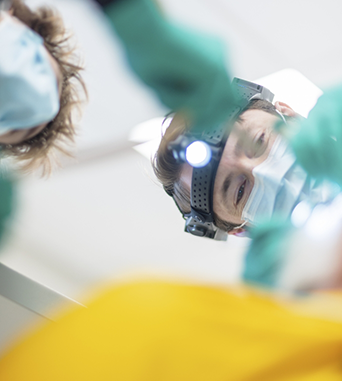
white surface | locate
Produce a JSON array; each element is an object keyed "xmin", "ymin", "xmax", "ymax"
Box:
[
  {"xmin": 256, "ymin": 69, "xmax": 323, "ymax": 118},
  {"xmin": 0, "ymin": 295, "xmax": 45, "ymax": 355},
  {"xmin": 0, "ymin": 150, "xmax": 247, "ymax": 299}
]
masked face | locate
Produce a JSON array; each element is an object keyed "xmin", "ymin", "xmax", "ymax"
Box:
[
  {"xmin": 180, "ymin": 103, "xmax": 325, "ymax": 235},
  {"xmin": 211, "ymin": 107, "xmax": 336, "ymax": 233},
  {"xmin": 212, "ymin": 109, "xmax": 279, "ymax": 227},
  {"xmin": 179, "ymin": 109, "xmax": 279, "ymax": 229},
  {"xmin": 0, "ymin": 12, "xmax": 62, "ymax": 144}
]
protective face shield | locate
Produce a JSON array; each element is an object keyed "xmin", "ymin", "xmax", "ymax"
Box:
[
  {"xmin": 0, "ymin": 11, "xmax": 60, "ymax": 133},
  {"xmin": 241, "ymin": 136, "xmax": 339, "ymax": 226}
]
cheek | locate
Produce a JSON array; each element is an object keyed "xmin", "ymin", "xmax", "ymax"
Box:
[
  {"xmin": 212, "ymin": 164, "xmax": 227, "ymax": 205},
  {"xmin": 212, "ymin": 195, "xmax": 227, "ymax": 222},
  {"xmin": 212, "ymin": 173, "xmax": 235, "ymax": 223},
  {"xmin": 213, "ymin": 194, "xmax": 245, "ymax": 226},
  {"xmin": 179, "ymin": 164, "xmax": 193, "ymax": 191}
]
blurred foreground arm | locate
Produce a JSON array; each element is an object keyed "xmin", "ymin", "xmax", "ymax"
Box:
[
  {"xmin": 244, "ymin": 86, "xmax": 342, "ymax": 293},
  {"xmin": 94, "ymin": 0, "xmax": 235, "ymax": 131},
  {"xmin": 285, "ymin": 85, "xmax": 342, "ymax": 186},
  {"xmin": 244, "ymin": 193, "xmax": 342, "ymax": 293}
]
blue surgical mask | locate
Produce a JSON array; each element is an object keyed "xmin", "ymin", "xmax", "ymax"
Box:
[
  {"xmin": 0, "ymin": 12, "xmax": 60, "ymax": 133},
  {"xmin": 241, "ymin": 135, "xmax": 339, "ymax": 226}
]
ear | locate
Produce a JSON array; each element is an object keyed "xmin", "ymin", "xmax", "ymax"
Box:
[
  {"xmin": 275, "ymin": 101, "xmax": 297, "ymax": 117},
  {"xmin": 228, "ymin": 228, "xmax": 246, "ymax": 237}
]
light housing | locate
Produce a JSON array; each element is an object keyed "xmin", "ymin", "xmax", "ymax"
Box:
[{"xmin": 185, "ymin": 141, "xmax": 212, "ymax": 168}]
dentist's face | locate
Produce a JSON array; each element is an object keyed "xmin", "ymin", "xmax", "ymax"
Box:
[
  {"xmin": 212, "ymin": 109, "xmax": 279, "ymax": 226},
  {"xmin": 180, "ymin": 109, "xmax": 280, "ymax": 230}
]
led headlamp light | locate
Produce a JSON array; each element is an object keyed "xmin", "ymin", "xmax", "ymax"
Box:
[{"xmin": 167, "ymin": 77, "xmax": 275, "ymax": 240}]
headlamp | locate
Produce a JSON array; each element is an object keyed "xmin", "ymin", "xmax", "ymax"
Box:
[
  {"xmin": 185, "ymin": 141, "xmax": 212, "ymax": 168},
  {"xmin": 167, "ymin": 77, "xmax": 275, "ymax": 240}
]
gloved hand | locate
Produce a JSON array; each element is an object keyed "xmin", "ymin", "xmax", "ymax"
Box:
[
  {"xmin": 243, "ymin": 194, "xmax": 342, "ymax": 293},
  {"xmin": 0, "ymin": 172, "xmax": 14, "ymax": 249},
  {"xmin": 289, "ymin": 85, "xmax": 342, "ymax": 186},
  {"xmin": 243, "ymin": 219, "xmax": 294, "ymax": 289},
  {"xmin": 104, "ymin": 0, "xmax": 235, "ymax": 132}
]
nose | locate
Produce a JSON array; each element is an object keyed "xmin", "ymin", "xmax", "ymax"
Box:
[
  {"xmin": 241, "ymin": 134, "xmax": 256, "ymax": 159},
  {"xmin": 243, "ymin": 141, "xmax": 255, "ymax": 159},
  {"xmin": 233, "ymin": 129, "xmax": 256, "ymax": 159},
  {"xmin": 230, "ymin": 151, "xmax": 254, "ymax": 175},
  {"xmin": 221, "ymin": 132, "xmax": 256, "ymax": 177}
]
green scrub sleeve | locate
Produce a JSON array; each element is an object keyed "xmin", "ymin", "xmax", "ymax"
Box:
[
  {"xmin": 100, "ymin": 0, "xmax": 236, "ymax": 132},
  {"xmin": 289, "ymin": 84, "xmax": 342, "ymax": 186}
]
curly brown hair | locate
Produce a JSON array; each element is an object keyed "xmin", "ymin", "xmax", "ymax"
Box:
[{"xmin": 4, "ymin": 0, "xmax": 86, "ymax": 174}]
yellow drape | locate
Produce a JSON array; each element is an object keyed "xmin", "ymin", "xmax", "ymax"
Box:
[{"xmin": 1, "ymin": 280, "xmax": 342, "ymax": 381}]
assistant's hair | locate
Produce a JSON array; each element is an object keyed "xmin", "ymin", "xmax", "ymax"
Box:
[
  {"xmin": 152, "ymin": 100, "xmax": 284, "ymax": 233},
  {"xmin": 3, "ymin": 0, "xmax": 86, "ymax": 175}
]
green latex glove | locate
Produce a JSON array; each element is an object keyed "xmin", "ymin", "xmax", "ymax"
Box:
[
  {"xmin": 243, "ymin": 219, "xmax": 294, "ymax": 289},
  {"xmin": 104, "ymin": 0, "xmax": 235, "ymax": 131},
  {"xmin": 289, "ymin": 85, "xmax": 342, "ymax": 186},
  {"xmin": 0, "ymin": 172, "xmax": 14, "ymax": 249}
]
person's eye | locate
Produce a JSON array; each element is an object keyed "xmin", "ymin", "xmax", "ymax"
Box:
[
  {"xmin": 256, "ymin": 132, "xmax": 265, "ymax": 146},
  {"xmin": 237, "ymin": 181, "xmax": 245, "ymax": 204}
]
